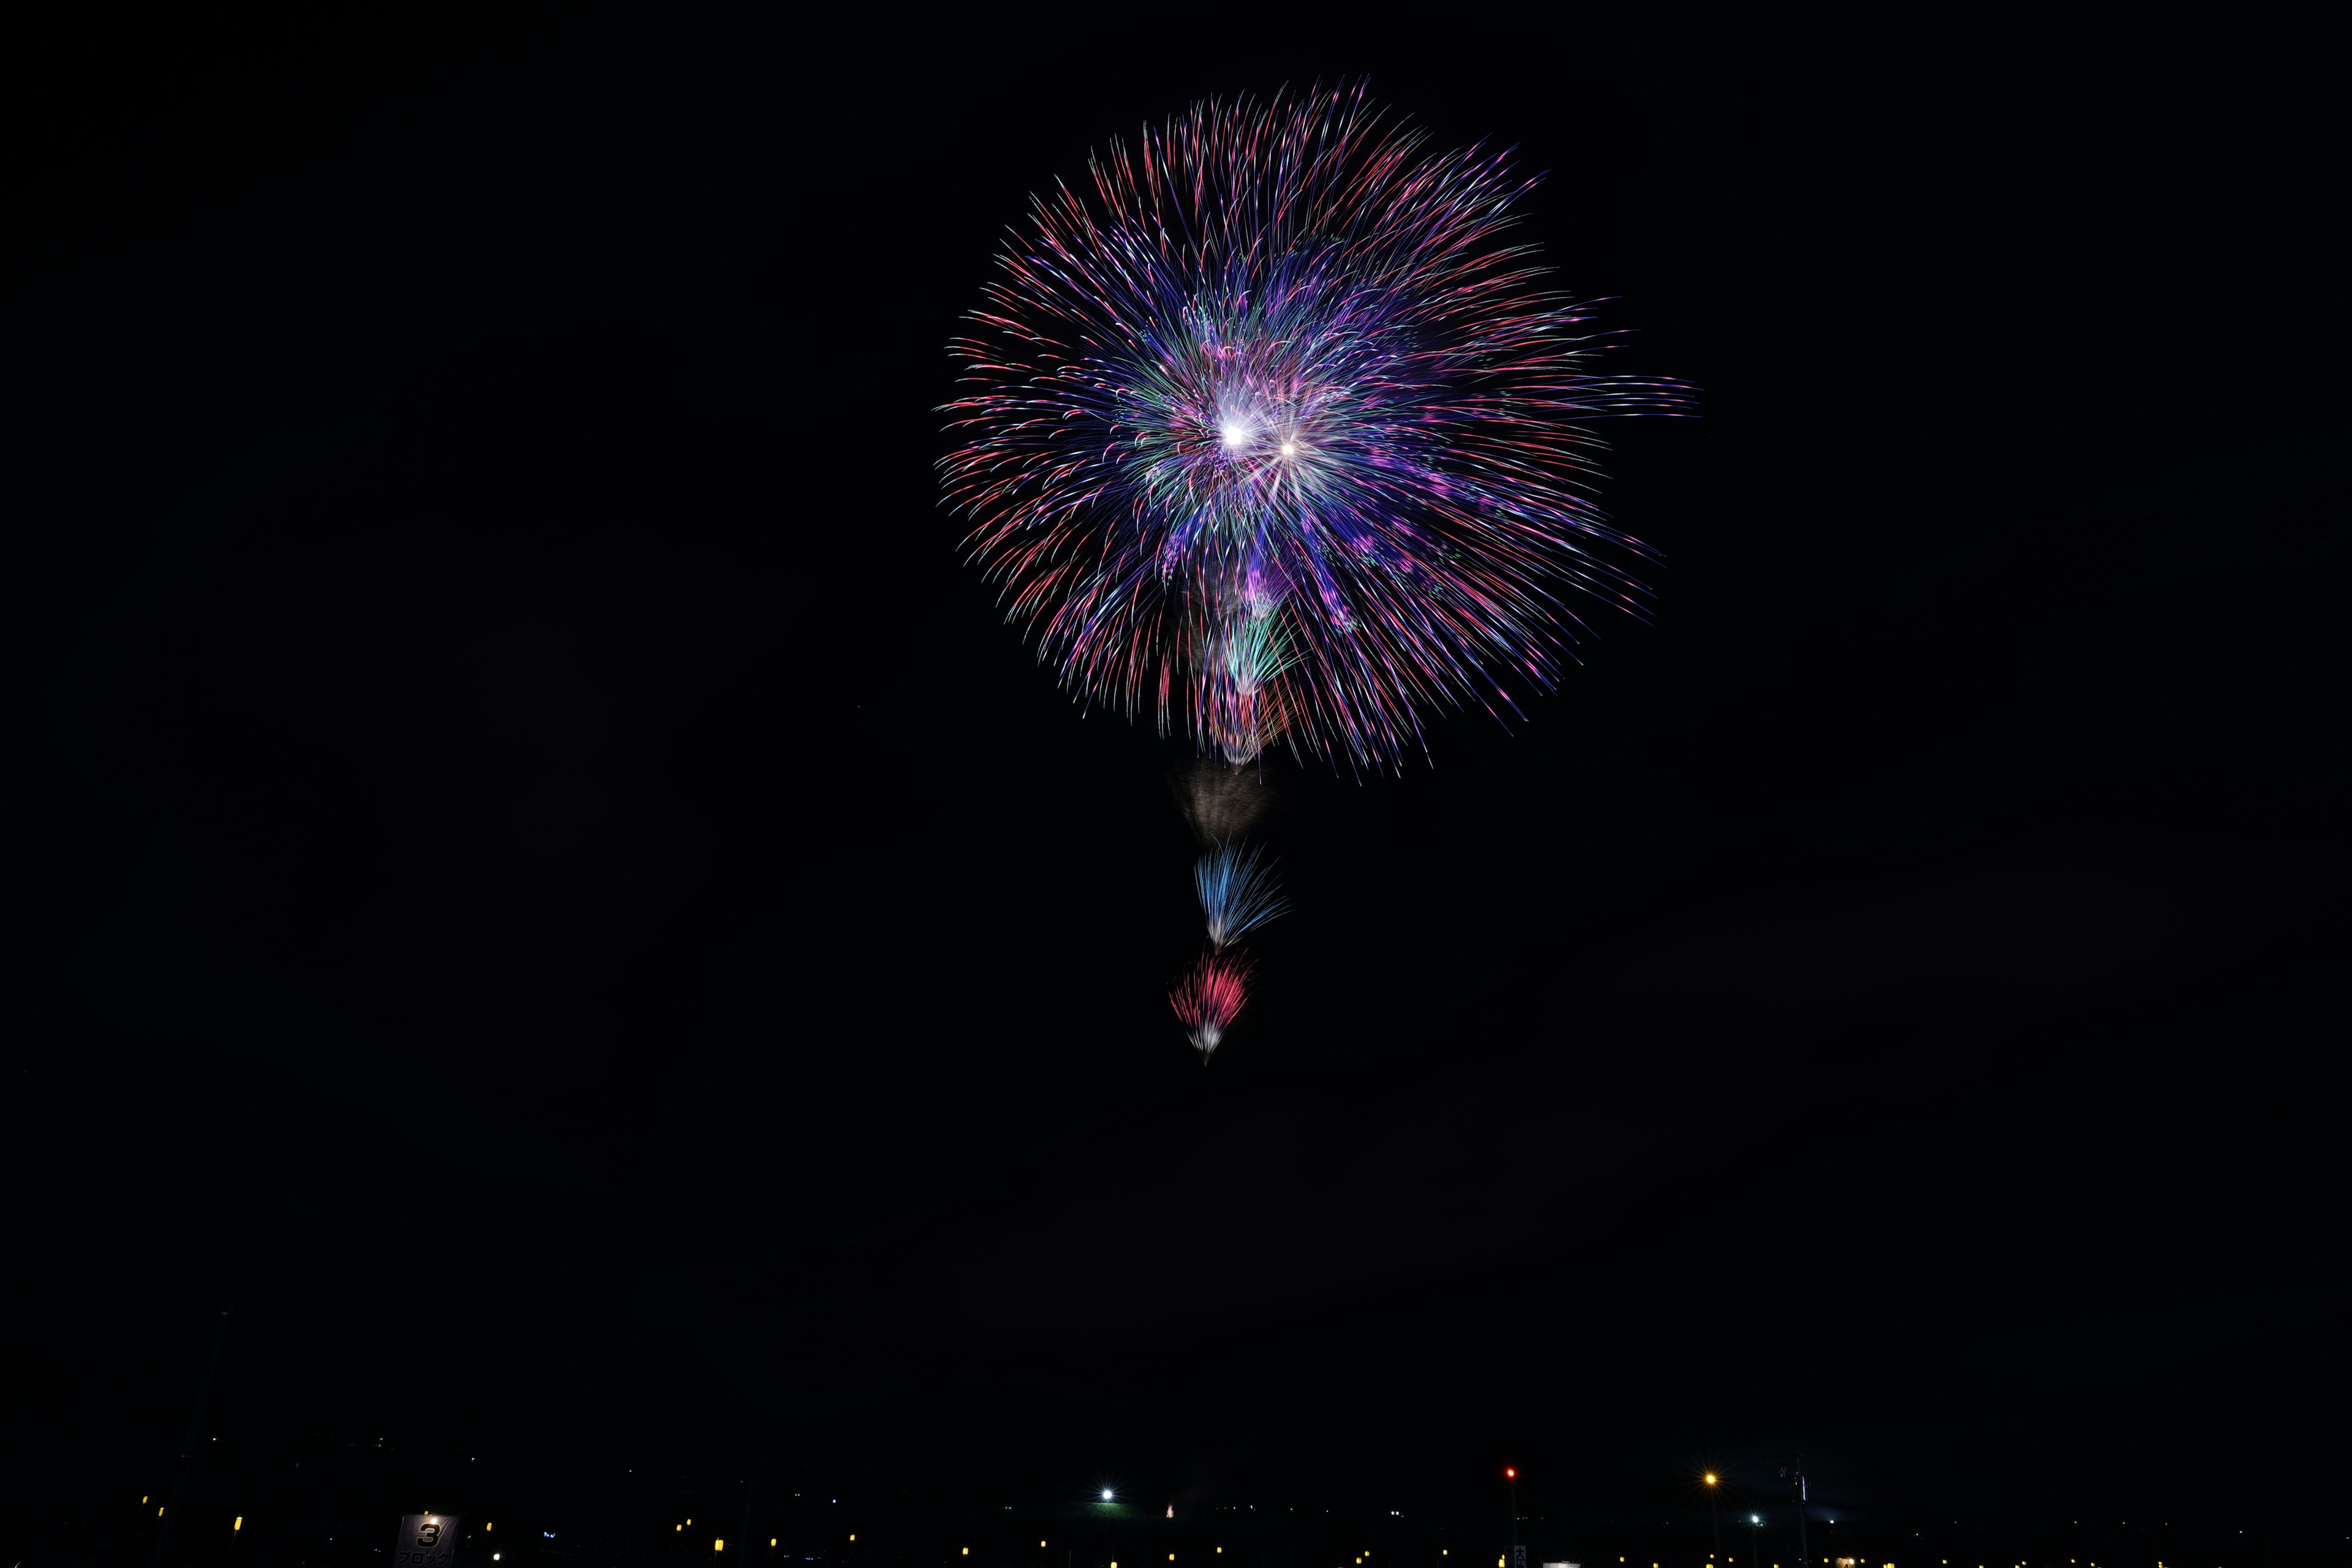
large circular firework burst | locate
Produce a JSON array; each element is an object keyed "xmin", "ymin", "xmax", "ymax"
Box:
[{"xmin": 942, "ymin": 82, "xmax": 1692, "ymax": 771}]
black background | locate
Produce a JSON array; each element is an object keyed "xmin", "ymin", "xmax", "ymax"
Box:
[{"xmin": 7, "ymin": 8, "xmax": 2343, "ymax": 1566}]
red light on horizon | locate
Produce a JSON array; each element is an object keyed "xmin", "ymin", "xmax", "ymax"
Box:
[{"xmin": 1503, "ymin": 1468, "xmax": 1515, "ymax": 1480}]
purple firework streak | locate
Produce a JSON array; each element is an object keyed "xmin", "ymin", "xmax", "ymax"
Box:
[{"xmin": 941, "ymin": 81, "xmax": 1692, "ymax": 771}]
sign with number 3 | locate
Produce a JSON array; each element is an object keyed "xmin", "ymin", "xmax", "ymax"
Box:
[{"xmin": 396, "ymin": 1512, "xmax": 459, "ymax": 1565}]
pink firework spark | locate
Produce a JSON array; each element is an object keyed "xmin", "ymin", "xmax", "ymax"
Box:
[{"xmin": 1170, "ymin": 952, "xmax": 1251, "ymax": 1062}]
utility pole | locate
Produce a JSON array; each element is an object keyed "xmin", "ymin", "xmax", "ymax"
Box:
[
  {"xmin": 1777, "ymin": 1460, "xmax": 1808, "ymax": 1568},
  {"xmin": 1503, "ymin": 1467, "xmax": 1520, "ymax": 1568},
  {"xmin": 151, "ymin": 1307, "xmax": 232, "ymax": 1568}
]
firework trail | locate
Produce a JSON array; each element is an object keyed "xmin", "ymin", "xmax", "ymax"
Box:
[
  {"xmin": 1170, "ymin": 952, "xmax": 1251, "ymax": 1063},
  {"xmin": 1196, "ymin": 841, "xmax": 1288, "ymax": 951},
  {"xmin": 942, "ymin": 82, "xmax": 1689, "ymax": 1060}
]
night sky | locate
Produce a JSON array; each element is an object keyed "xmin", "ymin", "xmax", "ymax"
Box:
[{"xmin": 8, "ymin": 12, "xmax": 2342, "ymax": 1567}]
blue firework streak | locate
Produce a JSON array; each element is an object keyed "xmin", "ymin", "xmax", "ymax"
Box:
[
  {"xmin": 1195, "ymin": 840, "xmax": 1289, "ymax": 951},
  {"xmin": 941, "ymin": 80, "xmax": 1694, "ymax": 770}
]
